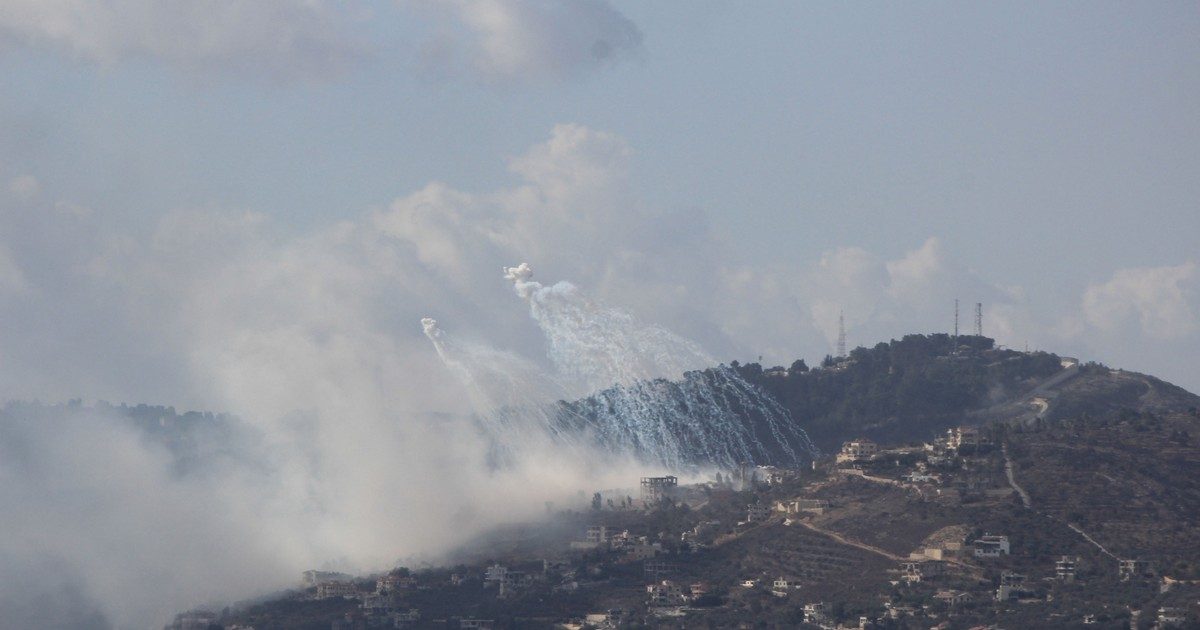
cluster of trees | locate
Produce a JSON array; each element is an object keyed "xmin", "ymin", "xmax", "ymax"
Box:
[
  {"xmin": 734, "ymin": 334, "xmax": 1063, "ymax": 450},
  {"xmin": 560, "ymin": 333, "xmax": 1066, "ymax": 463}
]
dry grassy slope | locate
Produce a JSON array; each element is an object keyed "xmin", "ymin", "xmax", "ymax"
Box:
[
  {"xmin": 802, "ymin": 478, "xmax": 961, "ymax": 557},
  {"xmin": 681, "ymin": 516, "xmax": 894, "ymax": 600},
  {"xmin": 1006, "ymin": 409, "xmax": 1200, "ymax": 577},
  {"xmin": 1048, "ymin": 367, "xmax": 1200, "ymax": 421}
]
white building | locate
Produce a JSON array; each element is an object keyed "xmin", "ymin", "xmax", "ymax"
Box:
[
  {"xmin": 315, "ymin": 581, "xmax": 357, "ymax": 599},
  {"xmin": 836, "ymin": 439, "xmax": 879, "ymax": 464},
  {"xmin": 771, "ymin": 577, "xmax": 801, "ymax": 597},
  {"xmin": 804, "ymin": 602, "xmax": 829, "ymax": 625},
  {"xmin": 483, "ymin": 564, "xmax": 507, "ymax": 587},
  {"xmin": 1055, "ymin": 556, "xmax": 1079, "ymax": 582},
  {"xmin": 947, "ymin": 426, "xmax": 988, "ymax": 450},
  {"xmin": 973, "ymin": 534, "xmax": 1010, "ymax": 557},
  {"xmin": 640, "ymin": 476, "xmax": 679, "ymax": 502},
  {"xmin": 646, "ymin": 580, "xmax": 685, "ymax": 607},
  {"xmin": 1118, "ymin": 558, "xmax": 1155, "ymax": 581},
  {"xmin": 302, "ymin": 570, "xmax": 351, "ymax": 586}
]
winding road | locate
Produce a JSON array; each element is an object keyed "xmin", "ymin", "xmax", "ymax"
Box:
[{"xmin": 1002, "ymin": 443, "xmax": 1033, "ymax": 509}]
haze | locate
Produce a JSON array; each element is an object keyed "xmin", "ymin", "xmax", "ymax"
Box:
[{"xmin": 0, "ymin": 2, "xmax": 1196, "ymax": 628}]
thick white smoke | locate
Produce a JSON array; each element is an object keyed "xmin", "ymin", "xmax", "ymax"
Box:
[
  {"xmin": 425, "ymin": 264, "xmax": 818, "ymax": 473},
  {"xmin": 503, "ymin": 262, "xmax": 713, "ymax": 390},
  {"xmin": 4, "ymin": 122, "xmax": 1173, "ymax": 630}
]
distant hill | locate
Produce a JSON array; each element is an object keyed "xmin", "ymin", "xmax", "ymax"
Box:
[{"xmin": 561, "ymin": 333, "xmax": 1200, "ymax": 461}]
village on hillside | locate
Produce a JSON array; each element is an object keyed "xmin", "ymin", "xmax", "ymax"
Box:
[{"xmin": 176, "ymin": 406, "xmax": 1200, "ymax": 630}]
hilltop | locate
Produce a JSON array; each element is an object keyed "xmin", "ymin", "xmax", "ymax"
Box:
[{"xmin": 605, "ymin": 333, "xmax": 1198, "ymax": 457}]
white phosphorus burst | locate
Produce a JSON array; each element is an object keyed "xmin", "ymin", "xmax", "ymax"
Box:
[{"xmin": 423, "ymin": 264, "xmax": 818, "ymax": 472}]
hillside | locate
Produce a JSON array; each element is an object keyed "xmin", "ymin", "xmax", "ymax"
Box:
[
  {"xmin": 558, "ymin": 333, "xmax": 1200, "ymax": 461},
  {"xmin": 204, "ymin": 402, "xmax": 1200, "ymax": 629},
  {"xmin": 150, "ymin": 336, "xmax": 1200, "ymax": 628}
]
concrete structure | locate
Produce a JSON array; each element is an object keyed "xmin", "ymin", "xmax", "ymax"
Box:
[
  {"xmin": 973, "ymin": 534, "xmax": 1010, "ymax": 557},
  {"xmin": 315, "ymin": 581, "xmax": 358, "ymax": 599},
  {"xmin": 803, "ymin": 602, "xmax": 829, "ymax": 625},
  {"xmin": 1055, "ymin": 556, "xmax": 1079, "ymax": 582},
  {"xmin": 361, "ymin": 592, "xmax": 403, "ymax": 615},
  {"xmin": 587, "ymin": 525, "xmax": 609, "ymax": 544},
  {"xmin": 376, "ymin": 573, "xmax": 416, "ymax": 593},
  {"xmin": 836, "ymin": 439, "xmax": 879, "ymax": 464},
  {"xmin": 646, "ymin": 580, "xmax": 685, "ymax": 607},
  {"xmin": 497, "ymin": 569, "xmax": 531, "ymax": 598},
  {"xmin": 483, "ymin": 564, "xmax": 507, "ymax": 587},
  {"xmin": 640, "ymin": 476, "xmax": 679, "ymax": 502},
  {"xmin": 746, "ymin": 503, "xmax": 771, "ymax": 523},
  {"xmin": 771, "ymin": 577, "xmax": 801, "ymax": 597},
  {"xmin": 302, "ymin": 569, "xmax": 351, "ymax": 586},
  {"xmin": 996, "ymin": 572, "xmax": 1029, "ymax": 601},
  {"xmin": 644, "ymin": 560, "xmax": 676, "ymax": 578},
  {"xmin": 166, "ymin": 612, "xmax": 217, "ymax": 630},
  {"xmin": 569, "ymin": 525, "xmax": 613, "ymax": 549},
  {"xmin": 391, "ymin": 609, "xmax": 420, "ymax": 627},
  {"xmin": 1158, "ymin": 607, "xmax": 1186, "ymax": 628},
  {"xmin": 776, "ymin": 498, "xmax": 832, "ymax": 514},
  {"xmin": 627, "ymin": 541, "xmax": 662, "ymax": 560},
  {"xmin": 1118, "ymin": 558, "xmax": 1155, "ymax": 581},
  {"xmin": 901, "ymin": 561, "xmax": 944, "ymax": 584},
  {"xmin": 756, "ymin": 466, "xmax": 795, "ymax": 485},
  {"xmin": 583, "ymin": 610, "xmax": 625, "ymax": 630},
  {"xmin": 917, "ymin": 541, "xmax": 964, "ymax": 561},
  {"xmin": 947, "ymin": 426, "xmax": 989, "ymax": 451},
  {"xmin": 934, "ymin": 590, "xmax": 970, "ymax": 606}
]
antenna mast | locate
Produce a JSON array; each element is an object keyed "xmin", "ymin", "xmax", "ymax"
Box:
[
  {"xmin": 837, "ymin": 310, "xmax": 847, "ymax": 358},
  {"xmin": 975, "ymin": 302, "xmax": 983, "ymax": 337}
]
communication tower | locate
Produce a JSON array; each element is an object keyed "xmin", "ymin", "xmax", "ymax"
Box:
[
  {"xmin": 975, "ymin": 303, "xmax": 983, "ymax": 337},
  {"xmin": 837, "ymin": 311, "xmax": 847, "ymax": 358}
]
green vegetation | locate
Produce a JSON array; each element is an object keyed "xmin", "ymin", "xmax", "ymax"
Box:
[{"xmin": 737, "ymin": 334, "xmax": 1062, "ymax": 450}]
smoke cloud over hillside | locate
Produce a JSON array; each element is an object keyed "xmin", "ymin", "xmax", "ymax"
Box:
[{"xmin": 0, "ymin": 125, "xmax": 1196, "ymax": 628}]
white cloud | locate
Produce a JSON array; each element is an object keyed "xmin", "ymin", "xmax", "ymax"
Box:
[
  {"xmin": 0, "ymin": 245, "xmax": 27, "ymax": 292},
  {"xmin": 886, "ymin": 236, "xmax": 949, "ymax": 306},
  {"xmin": 0, "ymin": 1, "xmax": 644, "ymax": 83},
  {"xmin": 0, "ymin": 0, "xmax": 365, "ymax": 80},
  {"xmin": 0, "ymin": 126, "xmax": 657, "ymax": 625},
  {"xmin": 410, "ymin": 0, "xmax": 643, "ymax": 82},
  {"xmin": 1, "ymin": 124, "xmax": 1196, "ymax": 625},
  {"xmin": 1082, "ymin": 262, "xmax": 1198, "ymax": 339},
  {"xmin": 7, "ymin": 174, "xmax": 39, "ymax": 199}
]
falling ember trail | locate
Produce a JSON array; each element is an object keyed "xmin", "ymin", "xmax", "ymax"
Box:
[{"xmin": 422, "ymin": 264, "xmax": 818, "ymax": 472}]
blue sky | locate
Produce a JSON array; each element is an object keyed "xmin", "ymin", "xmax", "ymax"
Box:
[{"xmin": 0, "ymin": 1, "xmax": 1197, "ymax": 404}]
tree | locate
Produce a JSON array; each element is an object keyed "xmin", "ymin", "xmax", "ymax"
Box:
[
  {"xmin": 790, "ymin": 359, "xmax": 809, "ymax": 374},
  {"xmin": 591, "ymin": 492, "xmax": 602, "ymax": 511}
]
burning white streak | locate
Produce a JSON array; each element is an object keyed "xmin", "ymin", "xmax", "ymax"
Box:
[
  {"xmin": 426, "ymin": 263, "xmax": 818, "ymax": 472},
  {"xmin": 504, "ymin": 262, "xmax": 711, "ymax": 389}
]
